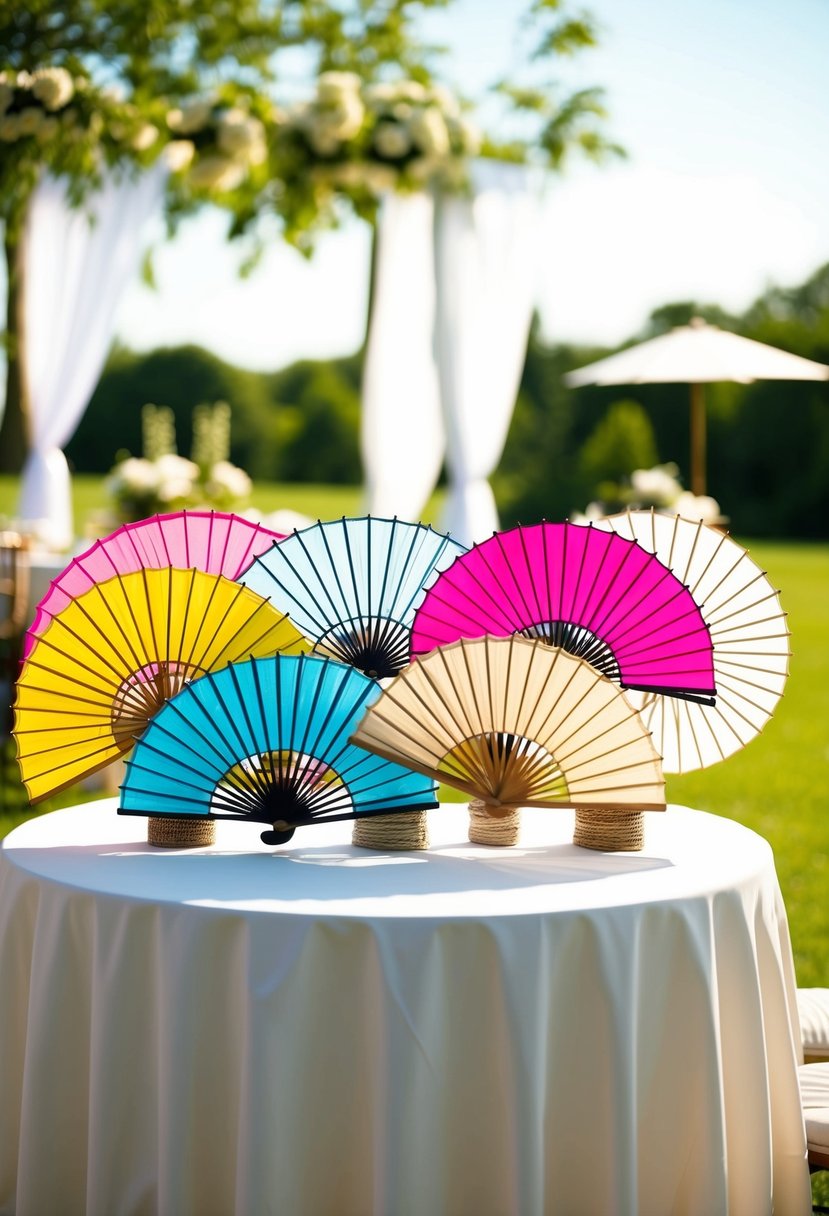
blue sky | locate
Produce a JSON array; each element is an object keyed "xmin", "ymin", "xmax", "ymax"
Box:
[{"xmin": 113, "ymin": 0, "xmax": 829, "ymax": 369}]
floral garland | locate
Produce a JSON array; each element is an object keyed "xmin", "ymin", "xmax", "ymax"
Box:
[
  {"xmin": 0, "ymin": 66, "xmax": 166, "ymax": 227},
  {"xmin": 1, "ymin": 64, "xmax": 480, "ymax": 244}
]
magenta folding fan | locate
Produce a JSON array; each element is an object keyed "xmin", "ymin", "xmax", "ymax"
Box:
[
  {"xmin": 410, "ymin": 521, "xmax": 716, "ymax": 703},
  {"xmin": 24, "ymin": 510, "xmax": 284, "ymax": 661}
]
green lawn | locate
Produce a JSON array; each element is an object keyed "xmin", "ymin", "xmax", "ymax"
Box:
[{"xmin": 2, "ymin": 475, "xmax": 828, "ymax": 990}]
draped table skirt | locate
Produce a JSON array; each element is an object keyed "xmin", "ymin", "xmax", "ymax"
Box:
[{"xmin": 0, "ymin": 801, "xmax": 811, "ymax": 1216}]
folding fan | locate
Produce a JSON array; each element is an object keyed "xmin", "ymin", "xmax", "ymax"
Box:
[
  {"xmin": 14, "ymin": 567, "xmax": 309, "ymax": 802},
  {"xmin": 589, "ymin": 509, "xmax": 790, "ymax": 772},
  {"xmin": 410, "ymin": 521, "xmax": 717, "ymax": 704},
  {"xmin": 240, "ymin": 516, "xmax": 466, "ymax": 679},
  {"xmin": 119, "ymin": 653, "xmax": 438, "ymax": 844},
  {"xmin": 24, "ymin": 510, "xmax": 284, "ymax": 660},
  {"xmin": 351, "ymin": 634, "xmax": 666, "ymax": 812}
]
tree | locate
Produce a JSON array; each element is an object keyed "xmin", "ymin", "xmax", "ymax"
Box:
[
  {"xmin": 0, "ymin": 0, "xmax": 451, "ymax": 471},
  {"xmin": 1, "ymin": 0, "xmax": 621, "ymax": 475}
]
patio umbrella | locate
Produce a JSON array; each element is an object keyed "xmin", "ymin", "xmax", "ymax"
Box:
[{"xmin": 563, "ymin": 318, "xmax": 829, "ymax": 495}]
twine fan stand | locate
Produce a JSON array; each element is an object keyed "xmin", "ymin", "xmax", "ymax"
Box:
[
  {"xmin": 573, "ymin": 808, "xmax": 644, "ymax": 852},
  {"xmin": 148, "ymin": 816, "xmax": 216, "ymax": 848},
  {"xmin": 353, "ymin": 810, "xmax": 429, "ymax": 850},
  {"xmin": 468, "ymin": 799, "xmax": 521, "ymax": 846}
]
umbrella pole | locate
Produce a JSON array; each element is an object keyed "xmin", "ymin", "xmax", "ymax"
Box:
[{"xmin": 690, "ymin": 381, "xmax": 706, "ymax": 496}]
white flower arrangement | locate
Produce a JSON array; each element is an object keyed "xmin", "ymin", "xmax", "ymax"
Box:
[
  {"xmin": 101, "ymin": 402, "xmax": 253, "ymax": 525},
  {"xmin": 166, "ymin": 98, "xmax": 267, "ymax": 195},
  {"xmin": 274, "ymin": 73, "xmax": 481, "ymax": 210},
  {"xmin": 574, "ymin": 463, "xmax": 724, "ymax": 525}
]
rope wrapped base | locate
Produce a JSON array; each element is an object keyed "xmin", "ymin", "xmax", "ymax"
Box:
[
  {"xmin": 468, "ymin": 799, "xmax": 520, "ymax": 847},
  {"xmin": 573, "ymin": 808, "xmax": 644, "ymax": 852},
  {"xmin": 352, "ymin": 810, "xmax": 429, "ymax": 851},
  {"xmin": 148, "ymin": 817, "xmax": 216, "ymax": 849}
]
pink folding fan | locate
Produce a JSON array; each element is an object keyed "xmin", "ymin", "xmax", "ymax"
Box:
[
  {"xmin": 410, "ymin": 521, "xmax": 716, "ymax": 703},
  {"xmin": 24, "ymin": 510, "xmax": 284, "ymax": 661}
]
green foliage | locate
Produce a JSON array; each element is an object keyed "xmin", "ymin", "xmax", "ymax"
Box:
[
  {"xmin": 578, "ymin": 399, "xmax": 659, "ymax": 488},
  {"xmin": 497, "ymin": 269, "xmax": 829, "ymax": 536},
  {"xmin": 66, "ymin": 343, "xmax": 365, "ymax": 486}
]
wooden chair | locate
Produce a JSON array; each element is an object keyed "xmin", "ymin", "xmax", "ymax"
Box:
[
  {"xmin": 799, "ymin": 1062, "xmax": 829, "ymax": 1216},
  {"xmin": 0, "ymin": 531, "xmax": 30, "ymax": 807},
  {"xmin": 799, "ymin": 989, "xmax": 829, "ymax": 1064}
]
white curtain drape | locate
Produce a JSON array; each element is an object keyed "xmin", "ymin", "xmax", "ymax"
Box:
[
  {"xmin": 433, "ymin": 161, "xmax": 540, "ymax": 547},
  {"xmin": 361, "ymin": 190, "xmax": 444, "ymax": 522},
  {"xmin": 17, "ymin": 164, "xmax": 168, "ymax": 550}
]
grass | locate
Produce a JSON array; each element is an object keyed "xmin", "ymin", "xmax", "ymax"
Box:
[
  {"xmin": 2, "ymin": 479, "xmax": 827, "ymax": 984},
  {"xmin": 0, "ymin": 474, "xmax": 446, "ymax": 535}
]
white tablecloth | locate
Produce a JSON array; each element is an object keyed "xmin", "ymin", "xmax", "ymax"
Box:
[{"xmin": 0, "ymin": 802, "xmax": 811, "ymax": 1216}]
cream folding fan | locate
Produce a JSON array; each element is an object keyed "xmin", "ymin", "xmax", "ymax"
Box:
[
  {"xmin": 14, "ymin": 567, "xmax": 309, "ymax": 802},
  {"xmin": 351, "ymin": 634, "xmax": 666, "ymax": 850},
  {"xmin": 590, "ymin": 509, "xmax": 790, "ymax": 772}
]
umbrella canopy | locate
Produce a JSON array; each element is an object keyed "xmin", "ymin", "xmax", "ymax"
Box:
[{"xmin": 564, "ymin": 318, "xmax": 829, "ymax": 494}]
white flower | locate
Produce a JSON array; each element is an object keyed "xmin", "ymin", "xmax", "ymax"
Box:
[
  {"xmin": 31, "ymin": 67, "xmax": 74, "ymax": 110},
  {"xmin": 205, "ymin": 461, "xmax": 251, "ymax": 502},
  {"xmin": 217, "ymin": 109, "xmax": 266, "ymax": 160},
  {"xmin": 630, "ymin": 465, "xmax": 682, "ymax": 507},
  {"xmin": 361, "ymin": 163, "xmax": 399, "ymax": 195},
  {"xmin": 569, "ymin": 502, "xmax": 606, "ymax": 525},
  {"xmin": 188, "ymin": 155, "xmax": 246, "ymax": 192},
  {"xmin": 673, "ymin": 491, "xmax": 722, "ymax": 524},
  {"xmin": 167, "ymin": 99, "xmax": 213, "ymax": 135},
  {"xmin": 165, "ymin": 139, "xmax": 195, "ymax": 171},
  {"xmin": 408, "ymin": 106, "xmax": 450, "ymax": 157},
  {"xmin": 373, "ymin": 120, "xmax": 411, "ymax": 159},
  {"xmin": 107, "ymin": 458, "xmax": 159, "ymax": 497},
  {"xmin": 155, "ymin": 454, "xmax": 199, "ymax": 482},
  {"xmin": 390, "ymin": 81, "xmax": 428, "ymax": 104},
  {"xmin": 130, "ymin": 123, "xmax": 158, "ymax": 151},
  {"xmin": 156, "ymin": 477, "xmax": 195, "ymax": 503},
  {"xmin": 312, "ymin": 92, "xmax": 365, "ymax": 142},
  {"xmin": 363, "ymin": 82, "xmax": 399, "ymax": 109},
  {"xmin": 317, "ymin": 71, "xmax": 362, "ymax": 102}
]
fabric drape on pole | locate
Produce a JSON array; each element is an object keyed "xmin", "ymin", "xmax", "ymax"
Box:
[
  {"xmin": 433, "ymin": 160, "xmax": 539, "ymax": 547},
  {"xmin": 17, "ymin": 164, "xmax": 168, "ymax": 550},
  {"xmin": 361, "ymin": 191, "xmax": 444, "ymax": 522}
]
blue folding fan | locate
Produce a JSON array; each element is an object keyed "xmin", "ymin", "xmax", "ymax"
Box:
[
  {"xmin": 118, "ymin": 653, "xmax": 438, "ymax": 844},
  {"xmin": 238, "ymin": 516, "xmax": 466, "ymax": 678}
]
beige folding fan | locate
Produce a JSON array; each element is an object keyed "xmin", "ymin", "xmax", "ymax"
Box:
[
  {"xmin": 590, "ymin": 509, "xmax": 790, "ymax": 772},
  {"xmin": 351, "ymin": 634, "xmax": 666, "ymax": 850}
]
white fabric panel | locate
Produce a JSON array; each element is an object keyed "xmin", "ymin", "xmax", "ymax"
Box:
[
  {"xmin": 798, "ymin": 1063, "xmax": 829, "ymax": 1148},
  {"xmin": 433, "ymin": 160, "xmax": 539, "ymax": 546},
  {"xmin": 798, "ymin": 988, "xmax": 829, "ymax": 1059},
  {"xmin": 361, "ymin": 191, "xmax": 444, "ymax": 522},
  {"xmin": 17, "ymin": 165, "xmax": 167, "ymax": 549},
  {"xmin": 0, "ymin": 801, "xmax": 811, "ymax": 1216}
]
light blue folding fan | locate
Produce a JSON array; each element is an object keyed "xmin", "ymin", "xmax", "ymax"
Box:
[
  {"xmin": 238, "ymin": 516, "xmax": 466, "ymax": 678},
  {"xmin": 119, "ymin": 654, "xmax": 437, "ymax": 844}
]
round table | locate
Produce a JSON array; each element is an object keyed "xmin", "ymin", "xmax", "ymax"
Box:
[{"xmin": 0, "ymin": 801, "xmax": 811, "ymax": 1216}]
